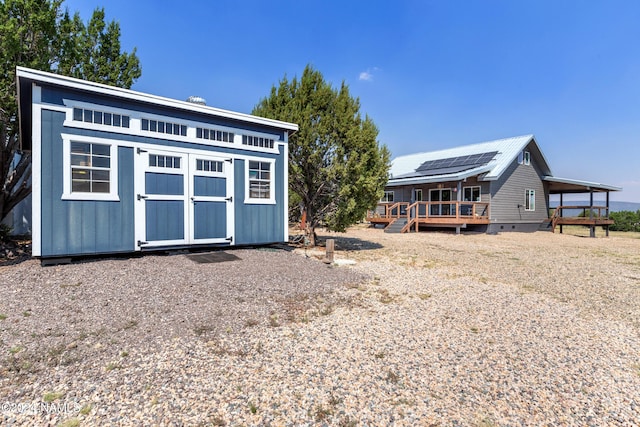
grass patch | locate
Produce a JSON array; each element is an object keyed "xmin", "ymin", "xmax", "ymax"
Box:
[
  {"xmin": 0, "ymin": 313, "xmax": 7, "ymax": 320},
  {"xmin": 244, "ymin": 318, "xmax": 260, "ymax": 327},
  {"xmin": 105, "ymin": 362, "xmax": 121, "ymax": 372},
  {"xmin": 79, "ymin": 404, "xmax": 92, "ymax": 415},
  {"xmin": 248, "ymin": 401, "xmax": 258, "ymax": 414},
  {"xmin": 121, "ymin": 319, "xmax": 138, "ymax": 330},
  {"xmin": 378, "ymin": 289, "xmax": 394, "ymax": 304},
  {"xmin": 9, "ymin": 345, "xmax": 24, "ymax": 354},
  {"xmin": 417, "ymin": 293, "xmax": 431, "ymax": 300},
  {"xmin": 60, "ymin": 282, "xmax": 82, "ymax": 288},
  {"xmin": 57, "ymin": 418, "xmax": 80, "ymax": 427},
  {"xmin": 22, "ymin": 310, "xmax": 31, "ymax": 317},
  {"xmin": 386, "ymin": 369, "xmax": 400, "ymax": 383},
  {"xmin": 268, "ymin": 314, "xmax": 280, "ymax": 327},
  {"xmin": 193, "ymin": 325, "xmax": 216, "ymax": 336},
  {"xmin": 43, "ymin": 391, "xmax": 65, "ymax": 402}
]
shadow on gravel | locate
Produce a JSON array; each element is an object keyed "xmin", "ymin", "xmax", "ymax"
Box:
[{"xmin": 319, "ymin": 236, "xmax": 384, "ymax": 251}]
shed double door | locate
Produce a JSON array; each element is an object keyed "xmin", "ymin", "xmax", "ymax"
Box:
[{"xmin": 135, "ymin": 148, "xmax": 234, "ymax": 248}]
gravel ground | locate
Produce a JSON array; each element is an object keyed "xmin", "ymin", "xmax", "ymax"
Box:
[{"xmin": 1, "ymin": 228, "xmax": 639, "ymax": 426}]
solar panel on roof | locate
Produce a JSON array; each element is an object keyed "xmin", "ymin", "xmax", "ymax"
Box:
[{"xmin": 415, "ymin": 151, "xmax": 498, "ymax": 174}]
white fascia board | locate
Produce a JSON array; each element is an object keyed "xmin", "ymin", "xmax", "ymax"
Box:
[
  {"xmin": 16, "ymin": 67, "xmax": 298, "ymax": 132},
  {"xmin": 543, "ymin": 176, "xmax": 622, "ymax": 192}
]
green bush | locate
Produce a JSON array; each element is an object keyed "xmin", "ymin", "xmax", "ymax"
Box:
[{"xmin": 609, "ymin": 210, "xmax": 640, "ymax": 232}]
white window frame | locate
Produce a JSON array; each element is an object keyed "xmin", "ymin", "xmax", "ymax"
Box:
[
  {"xmin": 413, "ymin": 189, "xmax": 423, "ymax": 201},
  {"xmin": 245, "ymin": 158, "xmax": 276, "ymax": 204},
  {"xmin": 524, "ymin": 151, "xmax": 531, "ymax": 166},
  {"xmin": 381, "ymin": 191, "xmax": 394, "ymax": 202},
  {"xmin": 61, "ymin": 134, "xmax": 119, "ymax": 201},
  {"xmin": 525, "ymin": 189, "xmax": 535, "ymax": 211},
  {"xmin": 463, "ymin": 186, "xmax": 481, "ymax": 202}
]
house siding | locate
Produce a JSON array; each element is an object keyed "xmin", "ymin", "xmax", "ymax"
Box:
[{"xmin": 489, "ymin": 150, "xmax": 549, "ymax": 225}]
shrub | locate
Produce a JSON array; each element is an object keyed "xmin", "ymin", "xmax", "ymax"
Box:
[{"xmin": 609, "ymin": 210, "xmax": 640, "ymax": 232}]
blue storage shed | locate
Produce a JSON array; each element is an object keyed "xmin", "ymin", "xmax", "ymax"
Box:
[{"xmin": 16, "ymin": 67, "xmax": 298, "ymax": 258}]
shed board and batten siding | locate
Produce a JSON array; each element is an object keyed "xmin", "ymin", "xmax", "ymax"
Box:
[{"xmin": 20, "ymin": 67, "xmax": 297, "ymax": 258}]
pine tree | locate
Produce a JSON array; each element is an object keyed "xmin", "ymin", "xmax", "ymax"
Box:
[
  {"xmin": 253, "ymin": 65, "xmax": 390, "ymax": 245},
  {"xmin": 0, "ymin": 0, "xmax": 141, "ymax": 222}
]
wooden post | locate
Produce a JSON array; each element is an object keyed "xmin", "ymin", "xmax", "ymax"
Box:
[
  {"xmin": 606, "ymin": 191, "xmax": 610, "ymax": 237},
  {"xmin": 325, "ymin": 239, "xmax": 335, "ymax": 263},
  {"xmin": 559, "ymin": 193, "xmax": 563, "ymax": 234}
]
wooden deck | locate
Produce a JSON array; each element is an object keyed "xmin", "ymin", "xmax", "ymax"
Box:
[
  {"xmin": 367, "ymin": 201, "xmax": 490, "ymax": 233},
  {"xmin": 551, "ymin": 205, "xmax": 614, "ymax": 237}
]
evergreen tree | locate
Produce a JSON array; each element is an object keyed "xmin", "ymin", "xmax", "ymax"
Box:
[
  {"xmin": 253, "ymin": 65, "xmax": 390, "ymax": 245},
  {"xmin": 0, "ymin": 0, "xmax": 141, "ymax": 222}
]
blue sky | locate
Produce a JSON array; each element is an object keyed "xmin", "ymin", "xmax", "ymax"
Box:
[{"xmin": 63, "ymin": 0, "xmax": 640, "ymax": 202}]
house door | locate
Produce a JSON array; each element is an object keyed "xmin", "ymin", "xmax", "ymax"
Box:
[
  {"xmin": 429, "ymin": 188, "xmax": 453, "ymax": 216},
  {"xmin": 135, "ymin": 148, "xmax": 233, "ymax": 249}
]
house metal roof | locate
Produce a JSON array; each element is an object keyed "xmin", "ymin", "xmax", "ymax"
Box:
[
  {"xmin": 389, "ymin": 134, "xmax": 550, "ymax": 186},
  {"xmin": 543, "ymin": 176, "xmax": 622, "ymax": 193}
]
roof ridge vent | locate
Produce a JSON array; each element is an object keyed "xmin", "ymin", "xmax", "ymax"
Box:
[{"xmin": 186, "ymin": 95, "xmax": 206, "ymax": 105}]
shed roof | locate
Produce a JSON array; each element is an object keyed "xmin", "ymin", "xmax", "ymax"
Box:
[
  {"xmin": 389, "ymin": 135, "xmax": 551, "ymax": 186},
  {"xmin": 16, "ymin": 66, "xmax": 299, "ymax": 132}
]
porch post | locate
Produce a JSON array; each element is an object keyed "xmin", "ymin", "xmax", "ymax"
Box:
[
  {"xmin": 606, "ymin": 191, "xmax": 610, "ymax": 237},
  {"xmin": 559, "ymin": 193, "xmax": 563, "ymax": 234},
  {"xmin": 456, "ymin": 181, "xmax": 462, "ymax": 235},
  {"xmin": 589, "ymin": 190, "xmax": 595, "ymax": 237}
]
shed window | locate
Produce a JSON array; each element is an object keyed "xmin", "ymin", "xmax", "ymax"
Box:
[
  {"xmin": 525, "ymin": 189, "xmax": 535, "ymax": 211},
  {"xmin": 242, "ymin": 134, "xmax": 275, "ymax": 149},
  {"xmin": 524, "ymin": 151, "xmax": 531, "ymax": 166},
  {"xmin": 62, "ymin": 137, "xmax": 119, "ymax": 201},
  {"xmin": 70, "ymin": 142, "xmax": 111, "ymax": 193},
  {"xmin": 142, "ymin": 118, "xmax": 187, "ymax": 136},
  {"xmin": 72, "ymin": 107, "xmax": 129, "ymax": 129},
  {"xmin": 246, "ymin": 160, "xmax": 275, "ymax": 203},
  {"xmin": 149, "ymin": 154, "xmax": 181, "ymax": 169},
  {"xmin": 196, "ymin": 159, "xmax": 223, "ymax": 172}
]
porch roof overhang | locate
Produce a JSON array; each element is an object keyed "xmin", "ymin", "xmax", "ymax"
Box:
[
  {"xmin": 386, "ymin": 164, "xmax": 493, "ymax": 187},
  {"xmin": 543, "ymin": 176, "xmax": 622, "ymax": 194}
]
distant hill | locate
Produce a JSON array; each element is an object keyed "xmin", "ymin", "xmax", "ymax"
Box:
[{"xmin": 550, "ymin": 201, "xmax": 640, "ymax": 215}]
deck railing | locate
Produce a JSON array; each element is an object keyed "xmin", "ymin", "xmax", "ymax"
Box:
[
  {"xmin": 551, "ymin": 205, "xmax": 612, "ymax": 232},
  {"xmin": 368, "ymin": 201, "xmax": 490, "ymax": 227}
]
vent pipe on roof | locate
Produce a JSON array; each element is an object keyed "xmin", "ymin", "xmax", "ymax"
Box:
[{"xmin": 186, "ymin": 95, "xmax": 206, "ymax": 105}]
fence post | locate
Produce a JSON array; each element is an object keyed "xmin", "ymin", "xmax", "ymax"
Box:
[{"xmin": 325, "ymin": 239, "xmax": 335, "ymax": 263}]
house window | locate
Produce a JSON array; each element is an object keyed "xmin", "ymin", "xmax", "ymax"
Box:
[
  {"xmin": 246, "ymin": 160, "xmax": 274, "ymax": 203},
  {"xmin": 382, "ymin": 191, "xmax": 394, "ymax": 202},
  {"xmin": 73, "ymin": 107, "xmax": 130, "ymax": 128},
  {"xmin": 242, "ymin": 135, "xmax": 275, "ymax": 149},
  {"xmin": 62, "ymin": 136, "xmax": 119, "ymax": 201},
  {"xmin": 196, "ymin": 159, "xmax": 223, "ymax": 172},
  {"xmin": 149, "ymin": 154, "xmax": 181, "ymax": 169},
  {"xmin": 524, "ymin": 151, "xmax": 531, "ymax": 166},
  {"xmin": 413, "ymin": 189, "xmax": 423, "ymax": 201},
  {"xmin": 525, "ymin": 189, "xmax": 535, "ymax": 211},
  {"xmin": 463, "ymin": 186, "xmax": 481, "ymax": 202},
  {"xmin": 142, "ymin": 118, "xmax": 187, "ymax": 136},
  {"xmin": 196, "ymin": 127, "xmax": 234, "ymax": 143}
]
